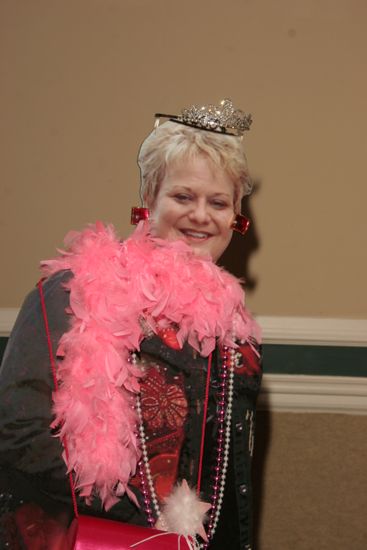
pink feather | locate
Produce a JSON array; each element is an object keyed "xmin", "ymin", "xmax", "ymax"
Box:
[{"xmin": 41, "ymin": 221, "xmax": 261, "ymax": 509}]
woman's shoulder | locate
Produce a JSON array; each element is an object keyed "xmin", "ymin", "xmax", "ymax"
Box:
[
  {"xmin": 18, "ymin": 270, "xmax": 72, "ymax": 328},
  {"xmin": 1, "ymin": 270, "xmax": 72, "ymax": 371}
]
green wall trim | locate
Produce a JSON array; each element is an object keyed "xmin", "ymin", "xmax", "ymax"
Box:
[
  {"xmin": 263, "ymin": 344, "xmax": 367, "ymax": 377},
  {"xmin": 1, "ymin": 337, "xmax": 366, "ymax": 377}
]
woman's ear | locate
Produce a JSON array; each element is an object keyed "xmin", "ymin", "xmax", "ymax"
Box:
[
  {"xmin": 229, "ymin": 210, "xmax": 237, "ymax": 229},
  {"xmin": 145, "ymin": 190, "xmax": 159, "ymax": 213},
  {"xmin": 234, "ymin": 199, "xmax": 242, "ymax": 216}
]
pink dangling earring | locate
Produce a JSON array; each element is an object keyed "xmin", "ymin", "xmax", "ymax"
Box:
[
  {"xmin": 231, "ymin": 214, "xmax": 250, "ymax": 235},
  {"xmin": 131, "ymin": 207, "xmax": 150, "ymax": 225}
]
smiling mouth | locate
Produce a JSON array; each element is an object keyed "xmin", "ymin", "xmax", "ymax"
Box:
[{"xmin": 180, "ymin": 229, "xmax": 212, "ymax": 240}]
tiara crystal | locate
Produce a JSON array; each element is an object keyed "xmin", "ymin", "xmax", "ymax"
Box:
[{"xmin": 155, "ymin": 98, "xmax": 252, "ymax": 137}]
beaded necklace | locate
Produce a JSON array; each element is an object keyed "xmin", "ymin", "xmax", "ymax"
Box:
[{"xmin": 133, "ymin": 345, "xmax": 235, "ymax": 548}]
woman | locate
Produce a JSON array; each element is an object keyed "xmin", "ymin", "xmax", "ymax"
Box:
[{"xmin": 0, "ymin": 99, "xmax": 262, "ymax": 549}]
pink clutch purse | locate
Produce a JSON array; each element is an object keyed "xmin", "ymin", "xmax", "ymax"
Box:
[{"xmin": 69, "ymin": 515, "xmax": 193, "ymax": 550}]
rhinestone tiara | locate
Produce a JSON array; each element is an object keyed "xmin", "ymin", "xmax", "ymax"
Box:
[{"xmin": 155, "ymin": 98, "xmax": 252, "ymax": 137}]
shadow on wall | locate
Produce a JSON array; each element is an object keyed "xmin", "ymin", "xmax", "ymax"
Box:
[
  {"xmin": 219, "ymin": 182, "xmax": 261, "ymax": 291},
  {"xmin": 221, "ymin": 181, "xmax": 267, "ymax": 545}
]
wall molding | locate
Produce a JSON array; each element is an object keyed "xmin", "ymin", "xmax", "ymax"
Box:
[
  {"xmin": 256, "ymin": 315, "xmax": 367, "ymax": 347},
  {"xmin": 259, "ymin": 374, "xmax": 367, "ymax": 415},
  {"xmin": 1, "ymin": 309, "xmax": 367, "ymax": 346},
  {"xmin": 1, "ymin": 308, "xmax": 366, "ymax": 414}
]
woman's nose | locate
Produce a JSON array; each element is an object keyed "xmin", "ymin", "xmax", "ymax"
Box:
[{"xmin": 188, "ymin": 200, "xmax": 210, "ymax": 224}]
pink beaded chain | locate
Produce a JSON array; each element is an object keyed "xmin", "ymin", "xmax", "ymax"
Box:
[{"xmin": 133, "ymin": 346, "xmax": 235, "ymax": 547}]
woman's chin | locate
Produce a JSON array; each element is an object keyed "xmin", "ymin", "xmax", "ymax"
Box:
[
  {"xmin": 149, "ymin": 227, "xmax": 217, "ymax": 261},
  {"xmin": 185, "ymin": 241, "xmax": 215, "ymax": 261}
]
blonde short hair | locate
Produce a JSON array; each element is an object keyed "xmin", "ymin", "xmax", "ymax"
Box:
[{"xmin": 137, "ymin": 121, "xmax": 252, "ymax": 212}]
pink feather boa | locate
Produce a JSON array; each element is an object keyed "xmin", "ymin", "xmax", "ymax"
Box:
[{"xmin": 41, "ymin": 221, "xmax": 261, "ymax": 510}]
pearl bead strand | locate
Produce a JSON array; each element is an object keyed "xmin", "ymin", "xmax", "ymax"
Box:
[
  {"xmin": 132, "ymin": 346, "xmax": 234, "ymax": 547},
  {"xmin": 131, "ymin": 352, "xmax": 164, "ymax": 528},
  {"xmin": 202, "ymin": 346, "xmax": 234, "ymax": 548}
]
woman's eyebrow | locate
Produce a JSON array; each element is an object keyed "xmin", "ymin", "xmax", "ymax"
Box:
[
  {"xmin": 171, "ymin": 186, "xmax": 230, "ymax": 195},
  {"xmin": 211, "ymin": 192, "xmax": 232, "ymax": 198},
  {"xmin": 169, "ymin": 185, "xmax": 194, "ymax": 192}
]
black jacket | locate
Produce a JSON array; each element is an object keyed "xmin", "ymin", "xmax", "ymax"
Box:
[{"xmin": 0, "ymin": 271, "xmax": 261, "ymax": 549}]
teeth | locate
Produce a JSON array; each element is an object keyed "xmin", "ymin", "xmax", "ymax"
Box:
[{"xmin": 183, "ymin": 230, "xmax": 209, "ymax": 239}]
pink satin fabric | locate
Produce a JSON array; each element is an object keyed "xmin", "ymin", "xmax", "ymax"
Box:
[{"xmin": 70, "ymin": 515, "xmax": 192, "ymax": 550}]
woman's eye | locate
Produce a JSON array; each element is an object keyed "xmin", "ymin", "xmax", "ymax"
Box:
[
  {"xmin": 174, "ymin": 194, "xmax": 192, "ymax": 202},
  {"xmin": 211, "ymin": 200, "xmax": 229, "ymax": 209}
]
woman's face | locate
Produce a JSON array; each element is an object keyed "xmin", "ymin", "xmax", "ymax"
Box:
[{"xmin": 148, "ymin": 156, "xmax": 236, "ymax": 262}]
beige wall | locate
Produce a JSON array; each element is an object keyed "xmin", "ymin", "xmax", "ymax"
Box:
[
  {"xmin": 253, "ymin": 412, "xmax": 367, "ymax": 549},
  {"xmin": 1, "ymin": 0, "xmax": 366, "ymax": 317}
]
